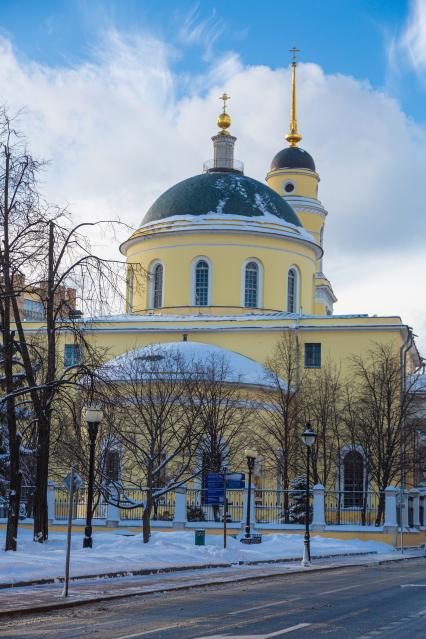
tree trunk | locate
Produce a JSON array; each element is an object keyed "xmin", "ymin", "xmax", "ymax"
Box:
[
  {"xmin": 5, "ymin": 436, "xmax": 22, "ymax": 551},
  {"xmin": 33, "ymin": 418, "xmax": 50, "ymax": 542},
  {"xmin": 142, "ymin": 493, "xmax": 153, "ymax": 543}
]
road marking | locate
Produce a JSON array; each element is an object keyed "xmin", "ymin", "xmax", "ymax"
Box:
[
  {"xmin": 400, "ymin": 583, "xmax": 426, "ymax": 587},
  {"xmin": 228, "ymin": 598, "xmax": 300, "ymax": 616},
  {"xmin": 195, "ymin": 623, "xmax": 311, "ymax": 638},
  {"xmin": 114, "ymin": 624, "xmax": 184, "ymax": 638}
]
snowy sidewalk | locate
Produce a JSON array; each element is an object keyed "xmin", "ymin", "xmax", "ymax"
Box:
[
  {"xmin": 0, "ymin": 528, "xmax": 401, "ymax": 587},
  {"xmin": 0, "ymin": 551, "xmax": 423, "ymax": 617}
]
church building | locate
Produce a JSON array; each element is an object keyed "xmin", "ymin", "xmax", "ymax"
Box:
[{"xmin": 83, "ymin": 56, "xmax": 420, "ymax": 383}]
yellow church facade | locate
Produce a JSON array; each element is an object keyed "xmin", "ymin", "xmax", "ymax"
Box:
[{"xmin": 83, "ymin": 61, "xmax": 418, "ymax": 377}]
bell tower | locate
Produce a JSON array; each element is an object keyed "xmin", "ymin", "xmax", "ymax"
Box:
[{"xmin": 266, "ymin": 49, "xmax": 336, "ymax": 315}]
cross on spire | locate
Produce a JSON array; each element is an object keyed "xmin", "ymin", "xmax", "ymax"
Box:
[
  {"xmin": 289, "ymin": 47, "xmax": 300, "ymax": 64},
  {"xmin": 219, "ymin": 92, "xmax": 230, "ymax": 113}
]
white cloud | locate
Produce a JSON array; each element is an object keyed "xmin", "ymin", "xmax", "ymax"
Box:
[
  {"xmin": 0, "ymin": 30, "xmax": 424, "ymax": 352},
  {"xmin": 400, "ymin": 0, "xmax": 426, "ymax": 75}
]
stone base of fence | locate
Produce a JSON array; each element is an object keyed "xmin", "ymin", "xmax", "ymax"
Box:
[{"xmin": 5, "ymin": 483, "xmax": 424, "ymax": 548}]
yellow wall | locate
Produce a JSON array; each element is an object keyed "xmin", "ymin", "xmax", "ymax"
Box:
[
  {"xmin": 125, "ymin": 231, "xmax": 317, "ymax": 315},
  {"xmin": 266, "ymin": 169, "xmax": 319, "ymax": 200},
  {"xmin": 81, "ymin": 314, "xmax": 408, "ymax": 379}
]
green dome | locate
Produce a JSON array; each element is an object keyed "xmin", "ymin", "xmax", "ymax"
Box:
[{"xmin": 142, "ymin": 171, "xmax": 301, "ymax": 227}]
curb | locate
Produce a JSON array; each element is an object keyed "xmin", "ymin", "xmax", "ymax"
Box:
[
  {"xmin": 0, "ymin": 553, "xmax": 423, "ymax": 619},
  {"xmin": 0, "ymin": 551, "xmax": 377, "ymax": 590}
]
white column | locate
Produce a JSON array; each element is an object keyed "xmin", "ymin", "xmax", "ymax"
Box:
[
  {"xmin": 410, "ymin": 488, "xmax": 421, "ymax": 528},
  {"xmin": 173, "ymin": 486, "xmax": 187, "ymax": 529},
  {"xmin": 47, "ymin": 481, "xmax": 56, "ymax": 524},
  {"xmin": 384, "ymin": 485, "xmax": 398, "ymax": 530},
  {"xmin": 105, "ymin": 484, "xmax": 120, "ymax": 528},
  {"xmin": 312, "ymin": 484, "xmax": 326, "ymax": 530},
  {"xmin": 421, "ymin": 492, "xmax": 426, "ymax": 529}
]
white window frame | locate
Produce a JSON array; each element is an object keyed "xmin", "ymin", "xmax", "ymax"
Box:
[
  {"xmin": 191, "ymin": 256, "xmax": 212, "ymax": 307},
  {"xmin": 240, "ymin": 258, "xmax": 263, "ymax": 309},
  {"xmin": 147, "ymin": 260, "xmax": 164, "ymax": 309},
  {"xmin": 286, "ymin": 265, "xmax": 300, "ymax": 313}
]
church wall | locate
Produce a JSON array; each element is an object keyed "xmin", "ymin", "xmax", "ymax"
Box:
[
  {"xmin": 125, "ymin": 231, "xmax": 317, "ymax": 314},
  {"xmin": 266, "ymin": 170, "xmax": 318, "ymax": 200},
  {"xmin": 82, "ymin": 318, "xmax": 408, "ymax": 379}
]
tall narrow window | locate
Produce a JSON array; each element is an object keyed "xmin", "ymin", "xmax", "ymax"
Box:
[
  {"xmin": 343, "ymin": 450, "xmax": 364, "ymax": 507},
  {"xmin": 287, "ymin": 268, "xmax": 297, "ymax": 313},
  {"xmin": 244, "ymin": 261, "xmax": 259, "ymax": 308},
  {"xmin": 152, "ymin": 263, "xmax": 163, "ymax": 309},
  {"xmin": 194, "ymin": 260, "xmax": 209, "ymax": 306},
  {"xmin": 105, "ymin": 449, "xmax": 121, "ymax": 483}
]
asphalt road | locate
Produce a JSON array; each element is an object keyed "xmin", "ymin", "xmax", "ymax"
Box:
[{"xmin": 1, "ymin": 559, "xmax": 426, "ymax": 639}]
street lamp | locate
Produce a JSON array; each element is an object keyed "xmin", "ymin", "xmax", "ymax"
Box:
[
  {"xmin": 244, "ymin": 448, "xmax": 258, "ymax": 540},
  {"xmin": 83, "ymin": 405, "xmax": 103, "ymax": 549},
  {"xmin": 301, "ymin": 423, "xmax": 317, "ymax": 567}
]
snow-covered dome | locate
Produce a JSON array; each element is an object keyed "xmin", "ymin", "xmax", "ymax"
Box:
[{"xmin": 100, "ymin": 341, "xmax": 282, "ymax": 388}]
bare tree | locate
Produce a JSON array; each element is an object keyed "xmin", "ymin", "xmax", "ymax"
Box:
[
  {"xmin": 302, "ymin": 361, "xmax": 343, "ymax": 488},
  {"xmin": 346, "ymin": 343, "xmax": 420, "ymax": 525},
  {"xmin": 189, "ymin": 352, "xmax": 250, "ymax": 520},
  {"xmin": 252, "ymin": 331, "xmax": 303, "ymax": 522},
  {"xmin": 0, "ymin": 108, "xmax": 128, "ymax": 545},
  {"xmin": 105, "ymin": 345, "xmax": 203, "ymax": 543}
]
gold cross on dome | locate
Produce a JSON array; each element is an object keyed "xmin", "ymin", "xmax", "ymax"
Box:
[
  {"xmin": 219, "ymin": 92, "xmax": 230, "ymax": 113},
  {"xmin": 289, "ymin": 47, "xmax": 300, "ymax": 64}
]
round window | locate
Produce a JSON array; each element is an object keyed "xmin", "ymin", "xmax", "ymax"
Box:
[{"xmin": 284, "ymin": 181, "xmax": 295, "ymax": 193}]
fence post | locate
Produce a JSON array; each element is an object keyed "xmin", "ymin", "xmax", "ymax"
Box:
[
  {"xmin": 409, "ymin": 488, "xmax": 420, "ymax": 528},
  {"xmin": 47, "ymin": 481, "xmax": 56, "ymax": 524},
  {"xmin": 173, "ymin": 486, "xmax": 187, "ymax": 529},
  {"xmin": 312, "ymin": 484, "xmax": 326, "ymax": 531},
  {"xmin": 402, "ymin": 490, "xmax": 409, "ymax": 529},
  {"xmin": 384, "ymin": 485, "xmax": 398, "ymax": 532},
  {"xmin": 421, "ymin": 492, "xmax": 426, "ymax": 529}
]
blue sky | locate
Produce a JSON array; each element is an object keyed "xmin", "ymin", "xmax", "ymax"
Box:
[{"xmin": 0, "ymin": 0, "xmax": 424, "ymax": 120}]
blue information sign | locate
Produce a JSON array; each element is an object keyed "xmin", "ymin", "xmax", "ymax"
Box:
[
  {"xmin": 226, "ymin": 473, "xmax": 245, "ymax": 489},
  {"xmin": 205, "ymin": 472, "xmax": 225, "ymax": 505}
]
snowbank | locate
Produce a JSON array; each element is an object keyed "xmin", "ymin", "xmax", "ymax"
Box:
[{"xmin": 0, "ymin": 528, "xmax": 396, "ymax": 585}]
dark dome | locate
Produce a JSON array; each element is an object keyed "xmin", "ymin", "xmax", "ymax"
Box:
[
  {"xmin": 271, "ymin": 146, "xmax": 316, "ymax": 172},
  {"xmin": 143, "ymin": 171, "xmax": 301, "ymax": 227}
]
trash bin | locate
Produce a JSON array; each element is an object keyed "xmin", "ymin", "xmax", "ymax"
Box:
[{"xmin": 195, "ymin": 529, "xmax": 205, "ymax": 546}]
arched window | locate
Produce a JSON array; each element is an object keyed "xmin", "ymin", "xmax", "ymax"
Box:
[
  {"xmin": 194, "ymin": 259, "xmax": 209, "ymax": 306},
  {"xmin": 287, "ymin": 267, "xmax": 298, "ymax": 313},
  {"xmin": 152, "ymin": 263, "xmax": 163, "ymax": 309},
  {"xmin": 105, "ymin": 449, "xmax": 121, "ymax": 483},
  {"xmin": 244, "ymin": 261, "xmax": 259, "ymax": 308},
  {"xmin": 343, "ymin": 450, "xmax": 364, "ymax": 507}
]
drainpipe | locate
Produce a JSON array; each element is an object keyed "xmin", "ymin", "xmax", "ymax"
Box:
[{"xmin": 399, "ymin": 327, "xmax": 414, "ymax": 552}]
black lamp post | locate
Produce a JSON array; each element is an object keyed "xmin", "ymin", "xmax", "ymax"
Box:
[
  {"xmin": 83, "ymin": 405, "xmax": 103, "ymax": 549},
  {"xmin": 244, "ymin": 448, "xmax": 258, "ymax": 539},
  {"xmin": 301, "ymin": 423, "xmax": 317, "ymax": 567}
]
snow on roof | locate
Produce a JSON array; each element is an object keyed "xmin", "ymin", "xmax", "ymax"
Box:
[
  {"xmin": 99, "ymin": 341, "xmax": 282, "ymax": 388},
  {"xmin": 85, "ymin": 311, "xmax": 370, "ymax": 324}
]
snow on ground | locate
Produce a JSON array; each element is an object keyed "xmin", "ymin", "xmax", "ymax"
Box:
[{"xmin": 0, "ymin": 528, "xmax": 397, "ymax": 585}]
